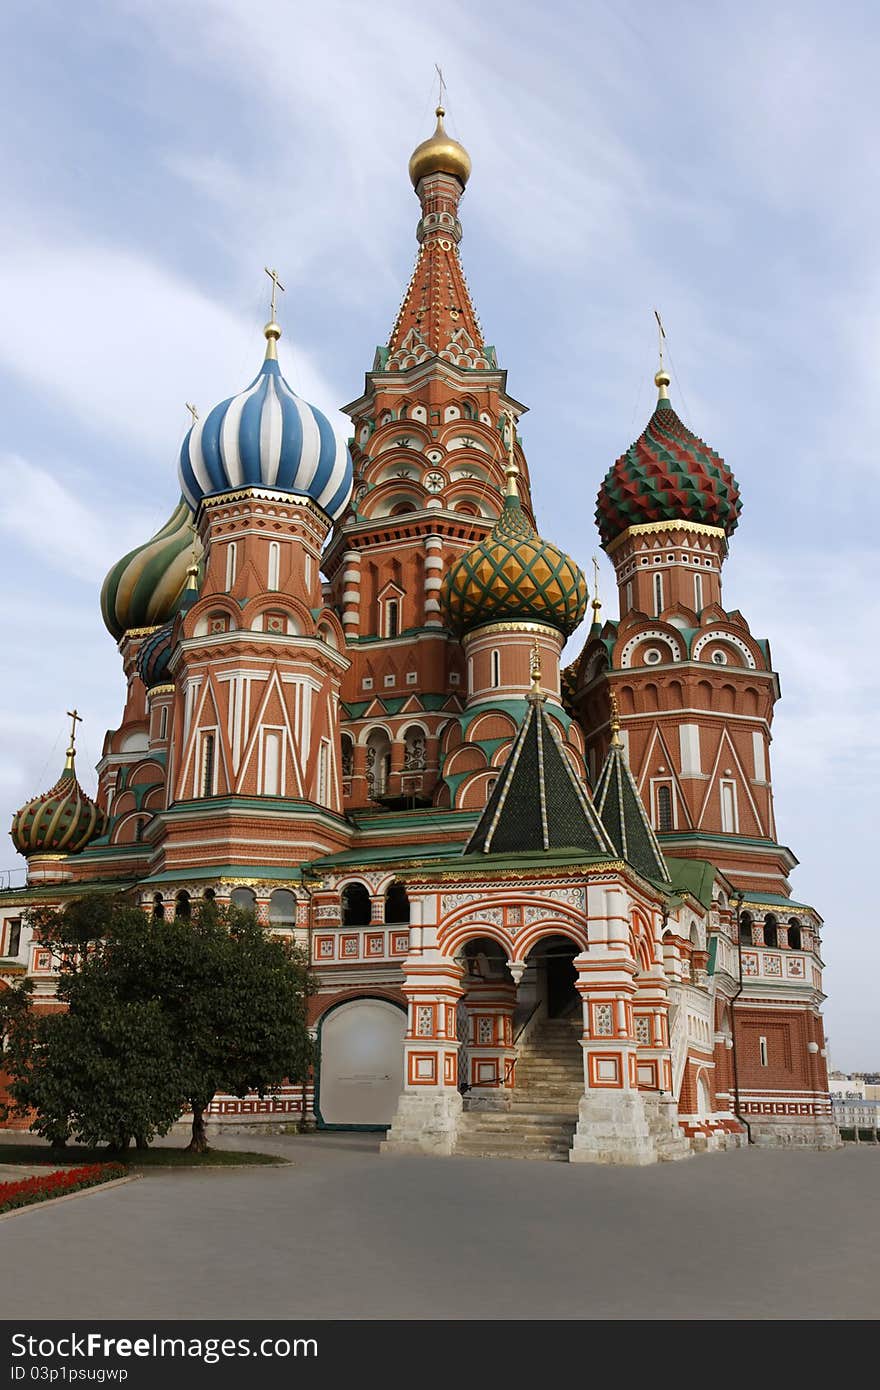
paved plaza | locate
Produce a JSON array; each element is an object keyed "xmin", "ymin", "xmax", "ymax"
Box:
[{"xmin": 1, "ymin": 1133, "xmax": 877, "ymax": 1320}]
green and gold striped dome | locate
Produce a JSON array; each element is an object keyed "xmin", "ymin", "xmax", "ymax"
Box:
[
  {"xmin": 442, "ymin": 493, "xmax": 588, "ymax": 637},
  {"xmin": 10, "ymin": 750, "xmax": 104, "ymax": 859},
  {"xmin": 100, "ymin": 498, "xmax": 203, "ymax": 642}
]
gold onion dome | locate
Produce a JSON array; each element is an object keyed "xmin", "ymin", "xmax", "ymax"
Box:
[
  {"xmin": 10, "ymin": 744, "xmax": 104, "ymax": 859},
  {"xmin": 100, "ymin": 498, "xmax": 203, "ymax": 642},
  {"xmin": 408, "ymin": 105, "xmax": 472, "ymax": 188},
  {"xmin": 441, "ymin": 491, "xmax": 588, "ymax": 638}
]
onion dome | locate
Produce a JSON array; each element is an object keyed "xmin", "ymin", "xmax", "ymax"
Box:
[
  {"xmin": 442, "ymin": 435, "xmax": 587, "ymax": 637},
  {"xmin": 596, "ymin": 370, "xmax": 742, "ymax": 547},
  {"xmin": 101, "ymin": 498, "xmax": 202, "ymax": 642},
  {"xmin": 409, "ymin": 105, "xmax": 471, "ymax": 188},
  {"xmin": 10, "ymin": 729, "xmax": 104, "ymax": 859},
  {"xmin": 135, "ymin": 557, "xmax": 200, "ymax": 690},
  {"xmin": 178, "ymin": 323, "xmax": 353, "ymax": 522}
]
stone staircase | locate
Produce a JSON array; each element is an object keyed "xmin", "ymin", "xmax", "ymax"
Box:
[{"xmin": 454, "ymin": 1017, "xmax": 583, "ymax": 1162}]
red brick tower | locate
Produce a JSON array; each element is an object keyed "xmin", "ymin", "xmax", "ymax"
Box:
[{"xmin": 323, "ymin": 107, "xmax": 541, "ymax": 812}]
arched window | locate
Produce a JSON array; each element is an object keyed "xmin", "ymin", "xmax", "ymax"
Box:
[
  {"xmin": 739, "ymin": 911, "xmax": 753, "ymax": 946},
  {"xmin": 200, "ymin": 732, "xmax": 216, "ymax": 798},
  {"xmin": 203, "ymin": 888, "xmax": 215, "ymax": 904},
  {"xmin": 230, "ymin": 887, "xmax": 257, "ymax": 914},
  {"xmin": 694, "ymin": 572, "xmax": 703, "ymax": 613},
  {"xmin": 653, "ymin": 571, "xmax": 663, "ymax": 616},
  {"xmin": 341, "ymin": 882, "xmax": 372, "ymax": 926},
  {"xmin": 490, "ymin": 650, "xmax": 501, "ymax": 688},
  {"xmin": 340, "ymin": 734, "xmax": 354, "ymax": 779},
  {"xmin": 365, "ymin": 730, "xmax": 391, "ymax": 799},
  {"xmin": 403, "ymin": 726, "xmax": 426, "ymax": 771},
  {"xmin": 269, "ymin": 889, "xmax": 296, "ymax": 927},
  {"xmin": 656, "ymin": 784, "xmax": 673, "ymax": 831},
  {"xmin": 384, "ymin": 881, "xmax": 410, "ymax": 924},
  {"xmin": 788, "ymin": 918, "xmax": 802, "ymax": 951},
  {"xmin": 152, "ymin": 892, "xmax": 164, "ymax": 922},
  {"xmin": 225, "ymin": 542, "xmax": 237, "ymax": 591},
  {"xmin": 764, "ymin": 914, "xmax": 778, "ymax": 948},
  {"xmin": 385, "ymin": 599, "xmax": 400, "ymax": 639},
  {"xmin": 268, "ymin": 541, "xmax": 280, "ymax": 591},
  {"xmin": 175, "ymin": 890, "xmax": 190, "ymax": 920}
]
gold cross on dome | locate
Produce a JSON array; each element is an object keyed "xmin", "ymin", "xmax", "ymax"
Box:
[
  {"xmin": 185, "ymin": 402, "xmax": 199, "ymax": 426},
  {"xmin": 654, "ymin": 307, "xmax": 666, "ymax": 370},
  {"xmin": 435, "ymin": 63, "xmax": 447, "ymax": 109},
  {"xmin": 264, "ymin": 266, "xmax": 285, "ymax": 322},
  {"xmin": 66, "ymin": 708, "xmax": 82, "ymax": 751}
]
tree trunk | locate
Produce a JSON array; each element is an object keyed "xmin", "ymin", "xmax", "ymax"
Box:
[{"xmin": 188, "ymin": 1102, "xmax": 210, "ymax": 1153}]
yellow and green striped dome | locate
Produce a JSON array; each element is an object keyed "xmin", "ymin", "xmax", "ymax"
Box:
[
  {"xmin": 10, "ymin": 753, "xmax": 104, "ymax": 859},
  {"xmin": 100, "ymin": 498, "xmax": 203, "ymax": 642},
  {"xmin": 442, "ymin": 494, "xmax": 588, "ymax": 637}
]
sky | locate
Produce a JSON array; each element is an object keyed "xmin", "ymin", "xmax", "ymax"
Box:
[{"xmin": 0, "ymin": 0, "xmax": 876, "ymax": 1069}]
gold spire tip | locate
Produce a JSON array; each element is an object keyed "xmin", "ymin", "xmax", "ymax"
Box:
[
  {"xmin": 591, "ymin": 555, "xmax": 602, "ymax": 619},
  {"xmin": 528, "ymin": 640, "xmax": 544, "ymax": 701},
  {"xmin": 504, "ymin": 410, "xmax": 520, "ymax": 499},
  {"xmin": 65, "ymin": 708, "xmax": 82, "ymax": 769},
  {"xmin": 609, "ymin": 690, "xmax": 621, "ymax": 747}
]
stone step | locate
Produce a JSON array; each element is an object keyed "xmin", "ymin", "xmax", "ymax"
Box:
[{"xmin": 461, "ymin": 1119, "xmax": 576, "ymax": 1136}]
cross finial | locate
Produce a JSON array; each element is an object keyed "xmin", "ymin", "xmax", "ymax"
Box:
[
  {"xmin": 185, "ymin": 402, "xmax": 199, "ymax": 427},
  {"xmin": 435, "ymin": 63, "xmax": 447, "ymax": 112},
  {"xmin": 65, "ymin": 708, "xmax": 82, "ymax": 769},
  {"xmin": 654, "ymin": 308, "xmax": 666, "ymax": 370},
  {"xmin": 591, "ymin": 555, "xmax": 602, "ymax": 623},
  {"xmin": 653, "ymin": 308, "xmax": 671, "ymax": 400},
  {"xmin": 264, "ymin": 266, "xmax": 285, "ymax": 323},
  {"xmin": 504, "ymin": 410, "xmax": 519, "ymax": 499}
]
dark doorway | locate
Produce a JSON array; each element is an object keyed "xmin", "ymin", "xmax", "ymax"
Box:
[{"xmin": 530, "ymin": 935, "xmax": 579, "ymax": 1018}]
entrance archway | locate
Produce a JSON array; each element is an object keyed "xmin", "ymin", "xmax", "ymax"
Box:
[
  {"xmin": 316, "ymin": 997, "xmax": 406, "ymax": 1129},
  {"xmin": 525, "ymin": 934, "xmax": 580, "ymax": 1019}
]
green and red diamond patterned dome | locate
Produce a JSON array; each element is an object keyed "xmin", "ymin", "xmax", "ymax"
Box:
[{"xmin": 596, "ymin": 382, "xmax": 742, "ymax": 547}]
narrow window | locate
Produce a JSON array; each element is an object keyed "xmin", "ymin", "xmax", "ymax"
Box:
[
  {"xmin": 764, "ymin": 915, "xmax": 778, "ymax": 948},
  {"xmin": 656, "ymin": 783, "xmax": 673, "ymax": 831},
  {"xmin": 386, "ymin": 599, "xmax": 399, "ymax": 639},
  {"xmin": 467, "ymin": 655, "xmax": 474, "ymax": 691},
  {"xmin": 201, "ymin": 733, "xmax": 215, "ymax": 797},
  {"xmin": 152, "ymin": 894, "xmax": 164, "ymax": 922},
  {"xmin": 490, "ymin": 650, "xmax": 501, "ymax": 688},
  {"xmin": 225, "ymin": 542, "xmax": 237, "ymax": 592},
  {"xmin": 694, "ymin": 572, "xmax": 703, "ymax": 612},
  {"xmin": 6, "ymin": 919, "xmax": 22, "ymax": 956},
  {"xmin": 268, "ymin": 541, "xmax": 280, "ymax": 592},
  {"xmin": 720, "ymin": 779, "xmax": 738, "ymax": 833},
  {"xmin": 625, "ymin": 580, "xmax": 633, "ymax": 613},
  {"xmin": 263, "ymin": 730, "xmax": 282, "ymax": 796},
  {"xmin": 304, "ymin": 552, "xmax": 313, "ymax": 589},
  {"xmin": 158, "ymin": 705, "xmax": 168, "ymax": 740},
  {"xmin": 759, "ymin": 1035, "xmax": 768, "ymax": 1067},
  {"xmin": 653, "ymin": 572, "xmax": 663, "ymax": 617},
  {"xmin": 317, "ymin": 739, "xmax": 330, "ymax": 805}
]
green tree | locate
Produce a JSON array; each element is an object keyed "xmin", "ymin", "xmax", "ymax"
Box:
[{"xmin": 0, "ymin": 895, "xmax": 315, "ymax": 1152}]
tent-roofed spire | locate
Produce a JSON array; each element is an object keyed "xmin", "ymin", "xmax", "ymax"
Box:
[
  {"xmin": 464, "ymin": 681, "xmax": 616, "ymax": 857},
  {"xmin": 593, "ymin": 694, "xmax": 670, "ymax": 883}
]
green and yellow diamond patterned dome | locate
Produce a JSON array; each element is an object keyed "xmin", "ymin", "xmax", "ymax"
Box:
[{"xmin": 442, "ymin": 489, "xmax": 588, "ymax": 638}]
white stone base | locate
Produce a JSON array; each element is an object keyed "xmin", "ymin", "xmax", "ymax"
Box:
[
  {"xmin": 569, "ymin": 1090, "xmax": 656, "ymax": 1165},
  {"xmin": 380, "ymin": 1090, "xmax": 463, "ymax": 1156},
  {"xmin": 747, "ymin": 1118, "xmax": 842, "ymax": 1150},
  {"xmin": 643, "ymin": 1094, "xmax": 692, "ymax": 1161}
]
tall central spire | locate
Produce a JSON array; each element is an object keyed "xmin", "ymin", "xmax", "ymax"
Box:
[{"xmin": 386, "ymin": 106, "xmax": 491, "ymax": 372}]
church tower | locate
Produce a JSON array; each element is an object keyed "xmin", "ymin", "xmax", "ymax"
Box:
[
  {"xmin": 323, "ymin": 106, "xmax": 540, "ymax": 812},
  {"xmin": 574, "ymin": 366, "xmax": 792, "ymax": 899}
]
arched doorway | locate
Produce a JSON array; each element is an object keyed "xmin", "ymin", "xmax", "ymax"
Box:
[
  {"xmin": 316, "ymin": 998, "xmax": 406, "ymax": 1129},
  {"xmin": 526, "ymin": 934, "xmax": 580, "ymax": 1018}
]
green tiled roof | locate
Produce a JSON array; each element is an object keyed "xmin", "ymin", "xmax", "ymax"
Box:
[
  {"xmin": 593, "ymin": 738, "xmax": 670, "ymax": 884},
  {"xmin": 466, "ymin": 696, "xmax": 615, "ymax": 857},
  {"xmin": 664, "ymin": 857, "xmax": 716, "ymax": 908}
]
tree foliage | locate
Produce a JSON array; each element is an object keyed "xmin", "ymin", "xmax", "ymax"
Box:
[{"xmin": 0, "ymin": 895, "xmax": 315, "ymax": 1152}]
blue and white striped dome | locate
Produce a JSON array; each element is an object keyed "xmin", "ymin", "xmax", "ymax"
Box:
[{"xmin": 178, "ymin": 331, "xmax": 353, "ymax": 522}]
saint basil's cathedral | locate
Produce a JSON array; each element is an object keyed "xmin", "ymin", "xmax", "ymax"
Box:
[{"xmin": 0, "ymin": 109, "xmax": 837, "ymax": 1161}]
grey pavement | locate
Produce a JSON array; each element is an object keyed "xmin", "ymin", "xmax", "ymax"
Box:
[{"xmin": 0, "ymin": 1132, "xmax": 877, "ymax": 1320}]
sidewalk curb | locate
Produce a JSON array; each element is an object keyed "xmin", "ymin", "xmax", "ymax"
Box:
[{"xmin": 0, "ymin": 1173, "xmax": 142, "ymax": 1222}]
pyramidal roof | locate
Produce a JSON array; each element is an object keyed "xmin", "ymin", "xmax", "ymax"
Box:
[
  {"xmin": 592, "ymin": 720, "xmax": 670, "ymax": 884},
  {"xmin": 465, "ymin": 694, "xmax": 615, "ymax": 858}
]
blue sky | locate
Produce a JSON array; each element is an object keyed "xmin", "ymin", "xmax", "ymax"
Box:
[{"xmin": 0, "ymin": 0, "xmax": 876, "ymax": 1069}]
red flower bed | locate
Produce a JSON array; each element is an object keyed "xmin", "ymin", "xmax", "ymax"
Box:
[{"xmin": 0, "ymin": 1163, "xmax": 126, "ymax": 1214}]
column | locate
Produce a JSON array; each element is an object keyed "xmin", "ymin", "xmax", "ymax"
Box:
[
  {"xmin": 380, "ymin": 952, "xmax": 464, "ymax": 1156},
  {"xmin": 341, "ymin": 550, "xmax": 361, "ymax": 639},
  {"xmin": 424, "ymin": 536, "xmax": 444, "ymax": 628}
]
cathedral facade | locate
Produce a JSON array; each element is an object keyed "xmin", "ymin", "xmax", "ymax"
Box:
[{"xmin": 0, "ymin": 110, "xmax": 837, "ymax": 1161}]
